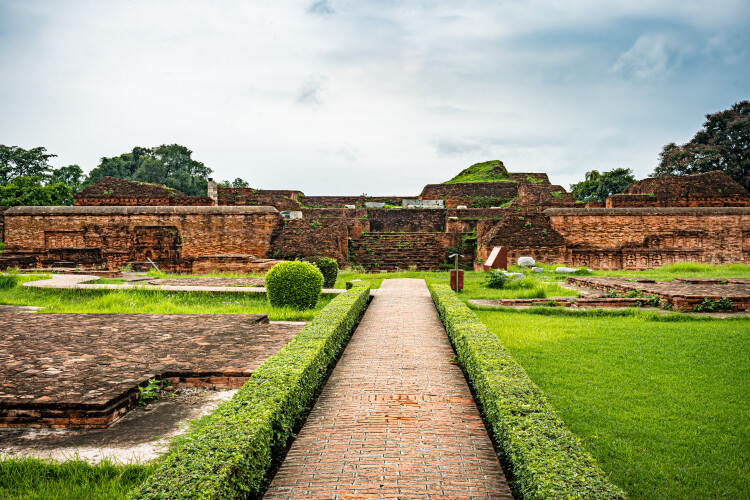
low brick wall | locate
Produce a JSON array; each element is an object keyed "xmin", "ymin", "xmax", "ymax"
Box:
[
  {"xmin": 367, "ymin": 209, "xmax": 447, "ymax": 232},
  {"xmin": 218, "ymin": 188, "xmax": 302, "ymax": 211},
  {"xmin": 271, "ymin": 218, "xmax": 350, "ymax": 266},
  {"xmin": 546, "ymin": 207, "xmax": 750, "ymax": 270},
  {"xmin": 419, "ymin": 182, "xmax": 519, "ymax": 207},
  {"xmin": 2, "ymin": 206, "xmax": 281, "ymax": 272}
]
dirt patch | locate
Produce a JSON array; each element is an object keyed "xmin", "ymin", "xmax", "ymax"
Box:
[{"xmin": 0, "ymin": 387, "xmax": 236, "ymax": 463}]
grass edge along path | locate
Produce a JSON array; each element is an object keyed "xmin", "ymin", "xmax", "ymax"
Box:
[
  {"xmin": 429, "ymin": 284, "xmax": 625, "ymax": 500},
  {"xmin": 133, "ymin": 282, "xmax": 370, "ymax": 499}
]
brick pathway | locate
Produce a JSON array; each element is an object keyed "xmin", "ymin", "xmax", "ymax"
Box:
[{"xmin": 264, "ymin": 279, "xmax": 513, "ymax": 499}]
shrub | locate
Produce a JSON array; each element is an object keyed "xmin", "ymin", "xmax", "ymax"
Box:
[
  {"xmin": 306, "ymin": 256, "xmax": 339, "ymax": 288},
  {"xmin": 484, "ymin": 270, "xmax": 510, "ymax": 289},
  {"xmin": 0, "ymin": 271, "xmax": 19, "ymax": 289},
  {"xmin": 135, "ymin": 283, "xmax": 370, "ymax": 499},
  {"xmin": 265, "ymin": 260, "xmax": 324, "ymax": 310},
  {"xmin": 429, "ymin": 284, "xmax": 625, "ymax": 500}
]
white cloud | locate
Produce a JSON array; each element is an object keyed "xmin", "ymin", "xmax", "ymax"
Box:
[
  {"xmin": 0, "ymin": 0, "xmax": 747, "ymax": 194},
  {"xmin": 612, "ymin": 34, "xmax": 678, "ymax": 81}
]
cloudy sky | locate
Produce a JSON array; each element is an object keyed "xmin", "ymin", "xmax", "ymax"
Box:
[{"xmin": 1, "ymin": 0, "xmax": 748, "ymax": 195}]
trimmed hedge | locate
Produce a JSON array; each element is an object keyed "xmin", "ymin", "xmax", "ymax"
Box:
[
  {"xmin": 429, "ymin": 284, "xmax": 625, "ymax": 500},
  {"xmin": 134, "ymin": 283, "xmax": 370, "ymax": 499},
  {"xmin": 265, "ymin": 260, "xmax": 324, "ymax": 310},
  {"xmin": 306, "ymin": 256, "xmax": 339, "ymax": 288}
]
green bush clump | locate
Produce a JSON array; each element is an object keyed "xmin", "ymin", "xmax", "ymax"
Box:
[
  {"xmin": 0, "ymin": 271, "xmax": 19, "ymax": 289},
  {"xmin": 429, "ymin": 284, "xmax": 625, "ymax": 500},
  {"xmin": 484, "ymin": 270, "xmax": 510, "ymax": 289},
  {"xmin": 134, "ymin": 283, "xmax": 370, "ymax": 499},
  {"xmin": 265, "ymin": 260, "xmax": 324, "ymax": 310},
  {"xmin": 306, "ymin": 256, "xmax": 339, "ymax": 288}
]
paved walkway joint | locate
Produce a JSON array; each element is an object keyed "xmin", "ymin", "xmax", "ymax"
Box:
[{"xmin": 265, "ymin": 278, "xmax": 513, "ymax": 499}]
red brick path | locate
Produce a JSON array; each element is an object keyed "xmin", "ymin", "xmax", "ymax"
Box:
[{"xmin": 264, "ymin": 279, "xmax": 513, "ymax": 499}]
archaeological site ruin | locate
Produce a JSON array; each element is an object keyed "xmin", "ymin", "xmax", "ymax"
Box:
[{"xmin": 1, "ymin": 163, "xmax": 749, "ymax": 273}]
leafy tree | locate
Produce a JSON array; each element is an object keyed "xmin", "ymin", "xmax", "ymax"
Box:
[
  {"xmin": 0, "ymin": 145, "xmax": 56, "ymax": 185},
  {"xmin": 49, "ymin": 165, "xmax": 84, "ymax": 193},
  {"xmin": 0, "ymin": 176, "xmax": 73, "ymax": 206},
  {"xmin": 83, "ymin": 144, "xmax": 212, "ymax": 196},
  {"xmin": 218, "ymin": 177, "xmax": 250, "ymax": 188},
  {"xmin": 570, "ymin": 168, "xmax": 636, "ymax": 202},
  {"xmin": 652, "ymin": 100, "xmax": 750, "ymax": 190}
]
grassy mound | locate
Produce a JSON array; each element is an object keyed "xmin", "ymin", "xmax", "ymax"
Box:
[{"xmin": 443, "ymin": 160, "xmax": 511, "ymax": 184}]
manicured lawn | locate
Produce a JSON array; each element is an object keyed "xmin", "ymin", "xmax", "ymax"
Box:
[
  {"xmin": 475, "ymin": 308, "xmax": 750, "ymax": 499},
  {"xmin": 0, "ymin": 275, "xmax": 331, "ymax": 321},
  {"xmin": 335, "ymin": 269, "xmax": 576, "ymax": 299},
  {"xmin": 0, "ymin": 456, "xmax": 153, "ymax": 500}
]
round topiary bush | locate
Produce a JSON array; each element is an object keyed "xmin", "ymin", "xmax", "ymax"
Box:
[
  {"xmin": 306, "ymin": 256, "xmax": 339, "ymax": 288},
  {"xmin": 265, "ymin": 260, "xmax": 324, "ymax": 310}
]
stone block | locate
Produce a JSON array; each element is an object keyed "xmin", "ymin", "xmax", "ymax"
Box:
[{"xmin": 517, "ymin": 256, "xmax": 536, "ymax": 267}]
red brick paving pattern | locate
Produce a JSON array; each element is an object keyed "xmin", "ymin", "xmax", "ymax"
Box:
[
  {"xmin": 0, "ymin": 313, "xmax": 303, "ymax": 427},
  {"xmin": 264, "ymin": 279, "xmax": 513, "ymax": 499}
]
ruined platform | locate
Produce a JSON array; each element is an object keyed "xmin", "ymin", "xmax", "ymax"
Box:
[
  {"xmin": 566, "ymin": 277, "xmax": 750, "ymax": 311},
  {"xmin": 0, "ymin": 314, "xmax": 304, "ymax": 428}
]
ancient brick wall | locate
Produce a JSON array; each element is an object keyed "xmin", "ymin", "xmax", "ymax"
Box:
[
  {"xmin": 0, "ymin": 206, "xmax": 7, "ymax": 244},
  {"xmin": 349, "ymin": 232, "xmax": 459, "ymax": 271},
  {"xmin": 606, "ymin": 194, "xmax": 750, "ymax": 208},
  {"xmin": 218, "ymin": 188, "xmax": 302, "ymax": 211},
  {"xmin": 511, "ymin": 183, "xmax": 579, "ymax": 208},
  {"xmin": 75, "ymin": 177, "xmax": 214, "ymax": 206},
  {"xmin": 366, "ymin": 209, "xmax": 447, "ymax": 232},
  {"xmin": 605, "ymin": 171, "xmax": 750, "ymax": 208},
  {"xmin": 2, "ymin": 206, "xmax": 281, "ymax": 272},
  {"xmin": 546, "ymin": 207, "xmax": 750, "ymax": 269},
  {"xmin": 419, "ymin": 182, "xmax": 519, "ymax": 207},
  {"xmin": 507, "ymin": 172, "xmax": 550, "ymax": 184},
  {"xmin": 298, "ymin": 195, "xmax": 406, "ymax": 208},
  {"xmin": 475, "ymin": 212, "xmax": 567, "ymax": 269},
  {"xmin": 270, "ymin": 219, "xmax": 350, "ymax": 266}
]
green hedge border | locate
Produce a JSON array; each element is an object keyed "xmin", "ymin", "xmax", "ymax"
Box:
[
  {"xmin": 134, "ymin": 283, "xmax": 370, "ymax": 499},
  {"xmin": 429, "ymin": 284, "xmax": 625, "ymax": 500}
]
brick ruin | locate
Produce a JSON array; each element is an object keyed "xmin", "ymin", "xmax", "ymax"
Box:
[
  {"xmin": 75, "ymin": 177, "xmax": 214, "ymax": 206},
  {"xmin": 2, "ymin": 167, "xmax": 749, "ymax": 272}
]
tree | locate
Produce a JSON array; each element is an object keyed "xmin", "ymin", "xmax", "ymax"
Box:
[
  {"xmin": 652, "ymin": 100, "xmax": 750, "ymax": 190},
  {"xmin": 82, "ymin": 144, "xmax": 212, "ymax": 196},
  {"xmin": 49, "ymin": 165, "xmax": 84, "ymax": 193},
  {"xmin": 570, "ymin": 168, "xmax": 636, "ymax": 202},
  {"xmin": 0, "ymin": 176, "xmax": 73, "ymax": 206},
  {"xmin": 0, "ymin": 145, "xmax": 56, "ymax": 185},
  {"xmin": 218, "ymin": 177, "xmax": 250, "ymax": 188}
]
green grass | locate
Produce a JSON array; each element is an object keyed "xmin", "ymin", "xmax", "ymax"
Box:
[
  {"xmin": 0, "ymin": 285, "xmax": 331, "ymax": 321},
  {"xmin": 443, "ymin": 160, "xmax": 513, "ymax": 184},
  {"xmin": 145, "ymin": 269, "xmax": 265, "ymax": 279},
  {"xmin": 336, "ymin": 269, "xmax": 575, "ymax": 300},
  {"xmin": 526, "ymin": 261, "xmax": 750, "ymax": 281},
  {"xmin": 0, "ymin": 456, "xmax": 154, "ymax": 500},
  {"xmin": 90, "ymin": 278, "xmax": 128, "ymax": 285},
  {"xmin": 475, "ymin": 309, "xmax": 750, "ymax": 499}
]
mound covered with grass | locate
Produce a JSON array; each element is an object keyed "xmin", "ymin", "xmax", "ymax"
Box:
[{"xmin": 443, "ymin": 160, "xmax": 511, "ymax": 184}]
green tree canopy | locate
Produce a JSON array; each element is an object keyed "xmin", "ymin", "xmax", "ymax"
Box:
[
  {"xmin": 83, "ymin": 144, "xmax": 212, "ymax": 196},
  {"xmin": 570, "ymin": 168, "xmax": 636, "ymax": 202},
  {"xmin": 0, "ymin": 145, "xmax": 56, "ymax": 185},
  {"xmin": 218, "ymin": 177, "xmax": 250, "ymax": 188},
  {"xmin": 652, "ymin": 100, "xmax": 750, "ymax": 191},
  {"xmin": 49, "ymin": 165, "xmax": 84, "ymax": 193},
  {"xmin": 0, "ymin": 176, "xmax": 73, "ymax": 207}
]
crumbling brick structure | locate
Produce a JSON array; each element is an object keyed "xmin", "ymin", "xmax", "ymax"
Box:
[
  {"xmin": 546, "ymin": 207, "xmax": 750, "ymax": 270},
  {"xmin": 606, "ymin": 171, "xmax": 750, "ymax": 208},
  {"xmin": 1, "ymin": 206, "xmax": 281, "ymax": 273},
  {"xmin": 75, "ymin": 177, "xmax": 214, "ymax": 206},
  {"xmin": 218, "ymin": 188, "xmax": 303, "ymax": 211}
]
